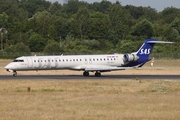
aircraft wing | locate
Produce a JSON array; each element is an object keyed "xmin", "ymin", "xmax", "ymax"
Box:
[{"xmin": 84, "ymin": 66, "xmax": 132, "ymax": 72}]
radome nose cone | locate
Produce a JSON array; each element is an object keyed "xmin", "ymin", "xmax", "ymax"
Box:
[
  {"xmin": 5, "ymin": 64, "xmax": 11, "ymax": 69},
  {"xmin": 5, "ymin": 65, "xmax": 8, "ymax": 69}
]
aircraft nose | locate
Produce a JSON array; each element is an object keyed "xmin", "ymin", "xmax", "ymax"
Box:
[
  {"xmin": 5, "ymin": 63, "xmax": 13, "ymax": 70},
  {"xmin": 5, "ymin": 64, "xmax": 10, "ymax": 69}
]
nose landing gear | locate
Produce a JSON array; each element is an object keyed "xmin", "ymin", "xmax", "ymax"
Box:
[{"xmin": 13, "ymin": 71, "xmax": 17, "ymax": 77}]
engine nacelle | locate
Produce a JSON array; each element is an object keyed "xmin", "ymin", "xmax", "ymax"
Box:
[{"xmin": 123, "ymin": 54, "xmax": 139, "ymax": 62}]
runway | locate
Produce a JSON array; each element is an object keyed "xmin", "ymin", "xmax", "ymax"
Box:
[{"xmin": 0, "ymin": 74, "xmax": 180, "ymax": 80}]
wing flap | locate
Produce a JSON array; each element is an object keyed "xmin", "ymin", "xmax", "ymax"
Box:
[{"xmin": 85, "ymin": 66, "xmax": 132, "ymax": 72}]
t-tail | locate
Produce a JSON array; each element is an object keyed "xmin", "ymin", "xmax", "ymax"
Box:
[{"xmin": 123, "ymin": 38, "xmax": 173, "ymax": 67}]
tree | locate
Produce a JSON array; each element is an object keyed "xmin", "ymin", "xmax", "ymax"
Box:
[
  {"xmin": 19, "ymin": 0, "xmax": 51, "ymax": 17},
  {"xmin": 170, "ymin": 18, "xmax": 180, "ymax": 34},
  {"xmin": 54, "ymin": 17, "xmax": 70, "ymax": 40},
  {"xmin": 125, "ymin": 5, "xmax": 158, "ymax": 22},
  {"xmin": 29, "ymin": 11, "xmax": 51, "ymax": 37},
  {"xmin": 74, "ymin": 7, "xmax": 90, "ymax": 38},
  {"xmin": 130, "ymin": 19, "xmax": 155, "ymax": 39},
  {"xmin": 164, "ymin": 26, "xmax": 180, "ymax": 42},
  {"xmin": 0, "ymin": 12, "xmax": 8, "ymax": 27},
  {"xmin": 43, "ymin": 41, "xmax": 64, "ymax": 54},
  {"xmin": 48, "ymin": 25, "xmax": 58, "ymax": 40},
  {"xmin": 62, "ymin": 0, "xmax": 88, "ymax": 16},
  {"xmin": 109, "ymin": 3, "xmax": 129, "ymax": 40},
  {"xmin": 48, "ymin": 2, "xmax": 62, "ymax": 15},
  {"xmin": 8, "ymin": 31, "xmax": 29, "ymax": 46},
  {"xmin": 89, "ymin": 0, "xmax": 112, "ymax": 13},
  {"xmin": 125, "ymin": 5, "xmax": 144, "ymax": 19},
  {"xmin": 4, "ymin": 42, "xmax": 31, "ymax": 54},
  {"xmin": 160, "ymin": 7, "xmax": 180, "ymax": 24},
  {"xmin": 88, "ymin": 12, "xmax": 111, "ymax": 40},
  {"xmin": 28, "ymin": 33, "xmax": 46, "ymax": 52},
  {"xmin": 163, "ymin": 18, "xmax": 180, "ymax": 42},
  {"xmin": 116, "ymin": 40, "xmax": 139, "ymax": 53}
]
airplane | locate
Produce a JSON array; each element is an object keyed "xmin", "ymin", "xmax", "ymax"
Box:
[{"xmin": 5, "ymin": 38, "xmax": 173, "ymax": 77}]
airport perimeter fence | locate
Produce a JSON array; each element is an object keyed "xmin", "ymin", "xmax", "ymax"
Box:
[{"xmin": 0, "ymin": 52, "xmax": 180, "ymax": 59}]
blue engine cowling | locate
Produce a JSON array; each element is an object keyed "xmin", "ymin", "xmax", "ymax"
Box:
[{"xmin": 123, "ymin": 54, "xmax": 139, "ymax": 62}]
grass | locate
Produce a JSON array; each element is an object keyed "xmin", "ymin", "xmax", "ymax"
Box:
[
  {"xmin": 0, "ymin": 80, "xmax": 180, "ymax": 120},
  {"xmin": 0, "ymin": 59, "xmax": 180, "ymax": 119}
]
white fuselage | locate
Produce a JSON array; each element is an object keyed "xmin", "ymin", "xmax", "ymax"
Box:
[{"xmin": 5, "ymin": 54, "xmax": 125, "ymax": 71}]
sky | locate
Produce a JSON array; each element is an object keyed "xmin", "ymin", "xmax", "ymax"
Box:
[{"xmin": 47, "ymin": 0, "xmax": 180, "ymax": 12}]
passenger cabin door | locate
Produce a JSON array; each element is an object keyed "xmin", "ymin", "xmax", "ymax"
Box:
[{"xmin": 26, "ymin": 57, "xmax": 33, "ymax": 68}]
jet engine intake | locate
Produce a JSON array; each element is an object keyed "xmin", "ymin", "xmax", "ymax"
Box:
[{"xmin": 123, "ymin": 54, "xmax": 139, "ymax": 62}]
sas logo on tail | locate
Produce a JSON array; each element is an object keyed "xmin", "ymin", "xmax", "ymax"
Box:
[{"xmin": 140, "ymin": 49, "xmax": 151, "ymax": 55}]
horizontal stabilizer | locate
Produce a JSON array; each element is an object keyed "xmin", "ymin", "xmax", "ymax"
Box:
[{"xmin": 147, "ymin": 41, "xmax": 174, "ymax": 44}]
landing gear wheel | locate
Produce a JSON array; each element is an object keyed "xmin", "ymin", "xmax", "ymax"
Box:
[
  {"xmin": 83, "ymin": 71, "xmax": 89, "ymax": 76},
  {"xmin": 95, "ymin": 72, "xmax": 101, "ymax": 77},
  {"xmin": 13, "ymin": 71, "xmax": 17, "ymax": 77}
]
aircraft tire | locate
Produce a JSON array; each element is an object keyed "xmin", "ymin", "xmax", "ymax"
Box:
[
  {"xmin": 13, "ymin": 71, "xmax": 17, "ymax": 77},
  {"xmin": 13, "ymin": 73, "xmax": 17, "ymax": 77},
  {"xmin": 95, "ymin": 72, "xmax": 101, "ymax": 77},
  {"xmin": 83, "ymin": 71, "xmax": 89, "ymax": 76}
]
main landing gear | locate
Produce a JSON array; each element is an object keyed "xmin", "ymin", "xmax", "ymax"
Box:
[
  {"xmin": 95, "ymin": 71, "xmax": 101, "ymax": 77},
  {"xmin": 83, "ymin": 71, "xmax": 89, "ymax": 76},
  {"xmin": 13, "ymin": 71, "xmax": 17, "ymax": 77},
  {"xmin": 83, "ymin": 71, "xmax": 101, "ymax": 77}
]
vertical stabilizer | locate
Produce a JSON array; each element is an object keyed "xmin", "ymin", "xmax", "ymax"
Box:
[{"xmin": 126, "ymin": 38, "xmax": 173, "ymax": 67}]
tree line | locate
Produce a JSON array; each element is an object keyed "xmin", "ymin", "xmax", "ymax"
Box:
[{"xmin": 0, "ymin": 0, "xmax": 180, "ymax": 55}]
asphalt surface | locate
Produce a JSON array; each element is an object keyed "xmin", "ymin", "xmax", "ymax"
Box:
[{"xmin": 0, "ymin": 74, "xmax": 180, "ymax": 80}]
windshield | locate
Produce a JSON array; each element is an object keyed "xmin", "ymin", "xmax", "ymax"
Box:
[{"xmin": 13, "ymin": 59, "xmax": 24, "ymax": 62}]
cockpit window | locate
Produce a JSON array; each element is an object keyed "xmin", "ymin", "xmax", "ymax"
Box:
[
  {"xmin": 13, "ymin": 60, "xmax": 18, "ymax": 62},
  {"xmin": 13, "ymin": 59, "xmax": 24, "ymax": 62},
  {"xmin": 19, "ymin": 60, "xmax": 24, "ymax": 62}
]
